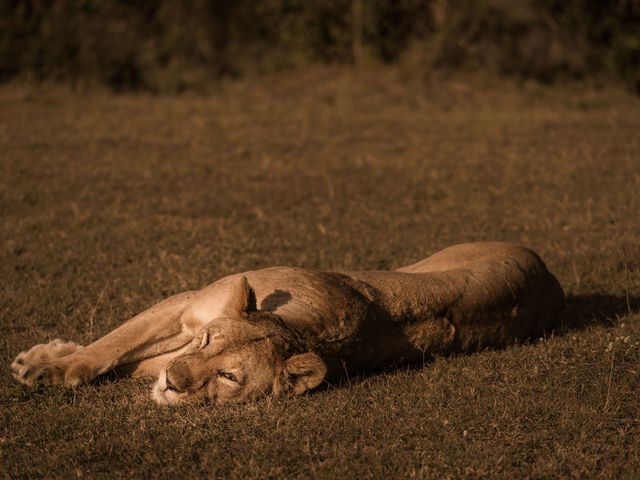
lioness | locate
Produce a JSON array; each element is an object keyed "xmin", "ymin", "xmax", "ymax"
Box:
[{"xmin": 11, "ymin": 242, "xmax": 564, "ymax": 405}]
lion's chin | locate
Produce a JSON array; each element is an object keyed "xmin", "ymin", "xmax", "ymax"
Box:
[
  {"xmin": 152, "ymin": 382, "xmax": 172, "ymax": 405},
  {"xmin": 152, "ymin": 371, "xmax": 182, "ymax": 405}
]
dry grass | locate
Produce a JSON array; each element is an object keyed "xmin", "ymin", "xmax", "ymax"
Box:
[{"xmin": 1, "ymin": 68, "xmax": 639, "ymax": 478}]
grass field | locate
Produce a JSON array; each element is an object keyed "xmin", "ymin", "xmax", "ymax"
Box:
[{"xmin": 1, "ymin": 68, "xmax": 639, "ymax": 478}]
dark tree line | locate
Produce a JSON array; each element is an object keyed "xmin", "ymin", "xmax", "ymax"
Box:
[{"xmin": 1, "ymin": 0, "xmax": 638, "ymax": 92}]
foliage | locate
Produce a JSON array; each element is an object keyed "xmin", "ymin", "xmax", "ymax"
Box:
[{"xmin": 0, "ymin": 0, "xmax": 637, "ymax": 91}]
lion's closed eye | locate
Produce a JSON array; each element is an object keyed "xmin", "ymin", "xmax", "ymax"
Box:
[{"xmin": 218, "ymin": 371, "xmax": 238, "ymax": 382}]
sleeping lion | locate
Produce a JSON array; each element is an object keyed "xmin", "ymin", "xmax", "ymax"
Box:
[{"xmin": 11, "ymin": 242, "xmax": 564, "ymax": 405}]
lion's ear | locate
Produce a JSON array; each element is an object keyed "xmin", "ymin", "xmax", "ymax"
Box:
[
  {"xmin": 275, "ymin": 352, "xmax": 327, "ymax": 396},
  {"xmin": 221, "ymin": 275, "xmax": 256, "ymax": 316}
]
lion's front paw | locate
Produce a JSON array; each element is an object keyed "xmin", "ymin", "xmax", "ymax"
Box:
[{"xmin": 11, "ymin": 339, "xmax": 88, "ymax": 387}]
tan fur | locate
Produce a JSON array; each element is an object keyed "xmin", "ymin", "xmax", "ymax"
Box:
[{"xmin": 11, "ymin": 242, "xmax": 564, "ymax": 405}]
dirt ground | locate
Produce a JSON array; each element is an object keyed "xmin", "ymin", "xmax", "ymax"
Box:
[{"xmin": 1, "ymin": 68, "xmax": 639, "ymax": 478}]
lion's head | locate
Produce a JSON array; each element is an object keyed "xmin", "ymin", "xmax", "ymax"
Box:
[{"xmin": 152, "ymin": 276, "xmax": 327, "ymax": 405}]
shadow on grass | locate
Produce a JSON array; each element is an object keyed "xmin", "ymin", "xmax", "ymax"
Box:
[{"xmin": 561, "ymin": 293, "xmax": 638, "ymax": 331}]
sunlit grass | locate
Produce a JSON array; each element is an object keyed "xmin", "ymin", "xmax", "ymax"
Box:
[{"xmin": 1, "ymin": 69, "xmax": 639, "ymax": 478}]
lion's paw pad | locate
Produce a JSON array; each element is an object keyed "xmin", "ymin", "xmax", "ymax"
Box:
[{"xmin": 11, "ymin": 339, "xmax": 85, "ymax": 386}]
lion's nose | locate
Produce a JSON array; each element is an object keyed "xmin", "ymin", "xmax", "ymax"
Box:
[{"xmin": 165, "ymin": 363, "xmax": 192, "ymax": 392}]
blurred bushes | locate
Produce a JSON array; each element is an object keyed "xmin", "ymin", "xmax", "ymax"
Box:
[
  {"xmin": 416, "ymin": 0, "xmax": 639, "ymax": 88},
  {"xmin": 0, "ymin": 0, "xmax": 638, "ymax": 92}
]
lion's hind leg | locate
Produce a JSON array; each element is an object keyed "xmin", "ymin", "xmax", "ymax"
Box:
[{"xmin": 11, "ymin": 339, "xmax": 84, "ymax": 386}]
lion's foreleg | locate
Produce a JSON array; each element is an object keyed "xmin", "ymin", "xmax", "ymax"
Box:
[{"xmin": 12, "ymin": 290, "xmax": 200, "ymax": 387}]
